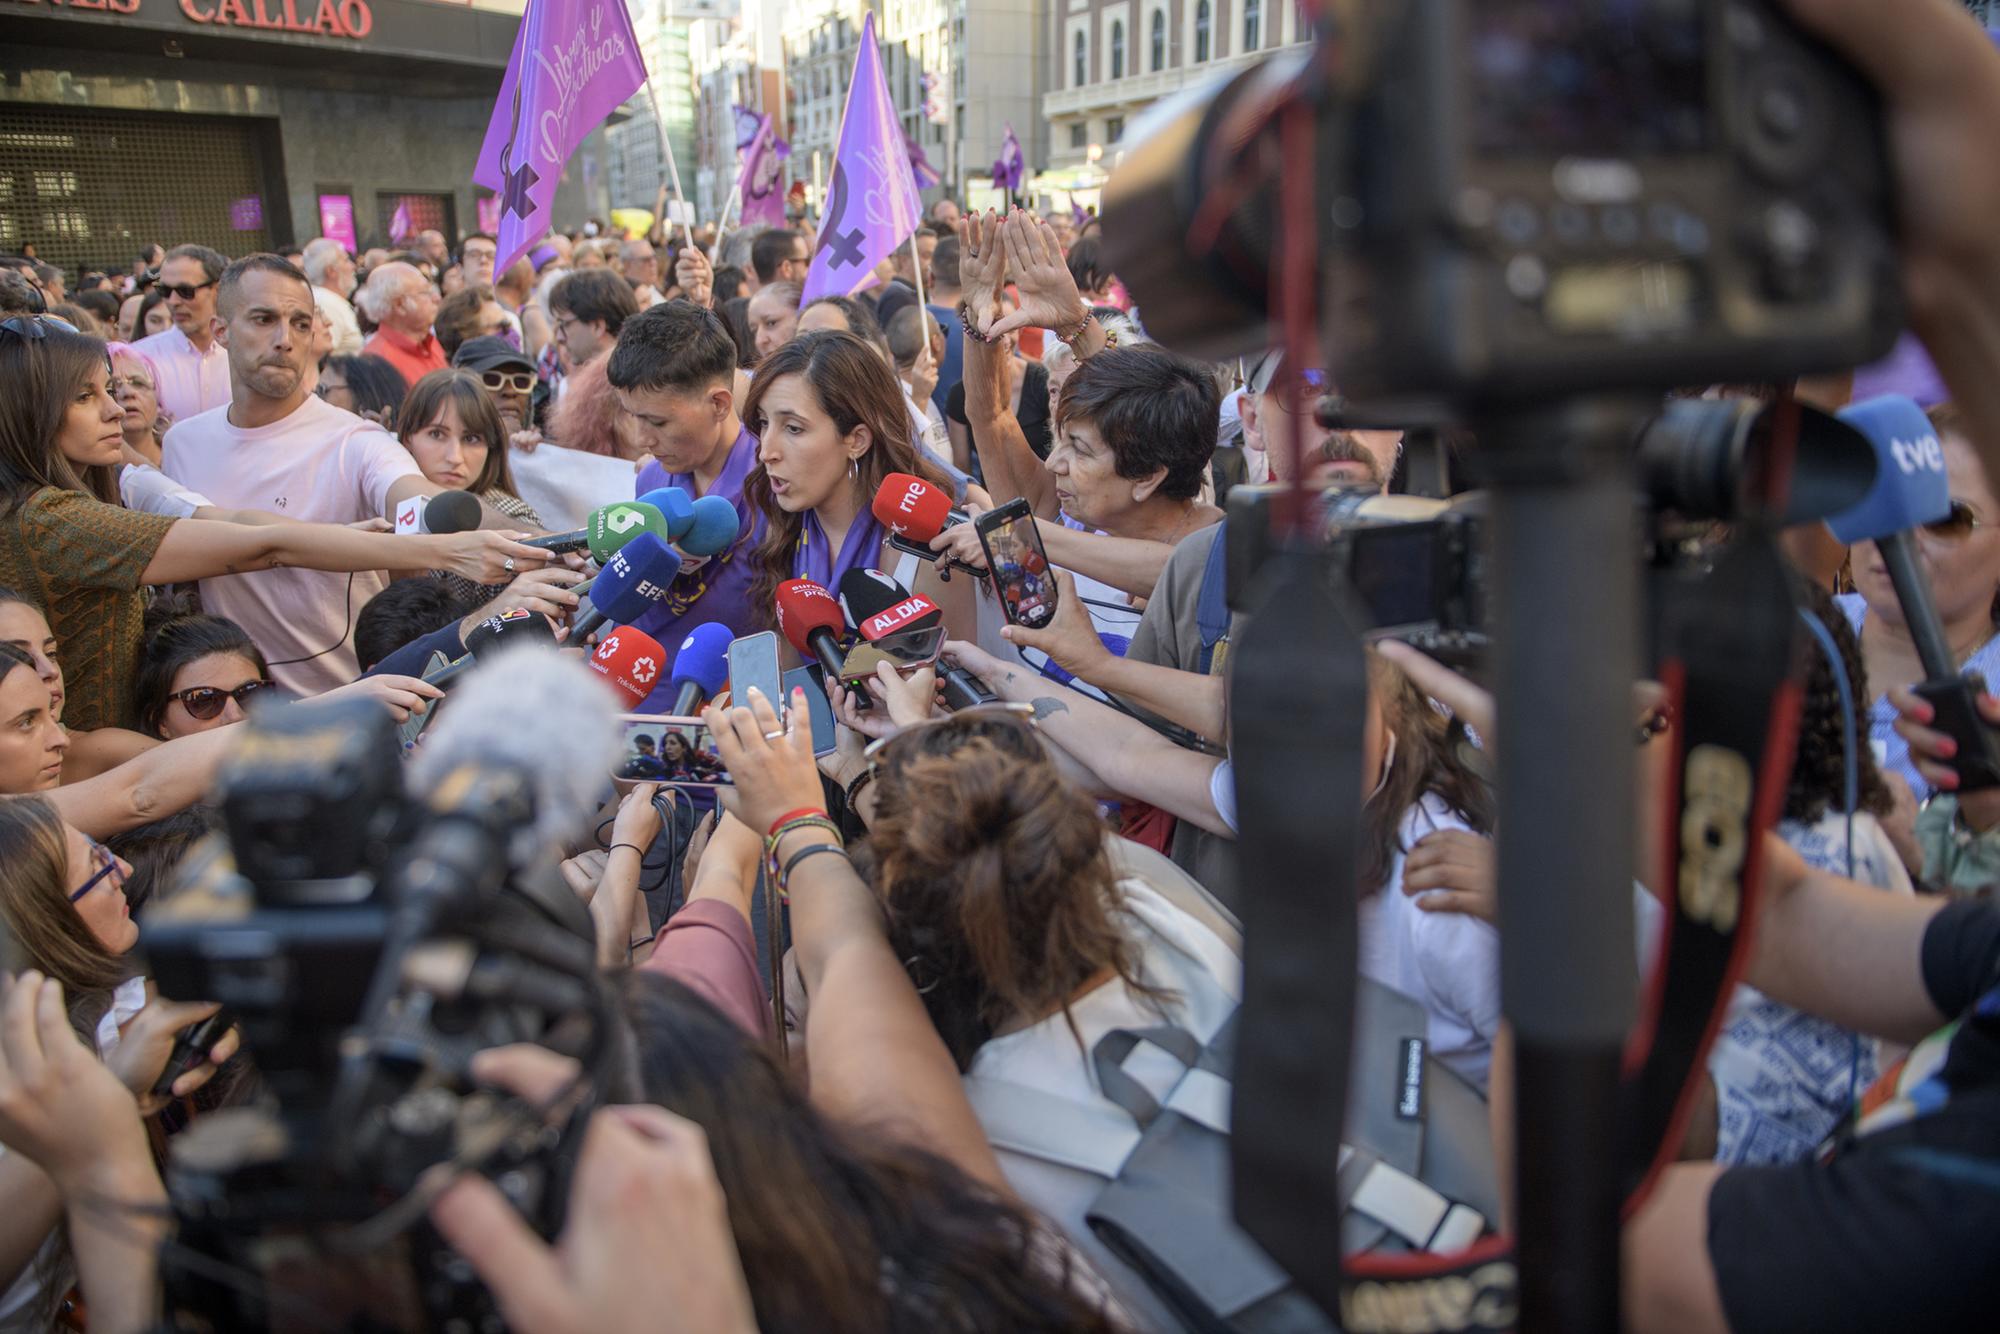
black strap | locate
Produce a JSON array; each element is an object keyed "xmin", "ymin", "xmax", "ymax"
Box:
[{"xmin": 1228, "ymin": 546, "xmax": 1369, "ymax": 1323}]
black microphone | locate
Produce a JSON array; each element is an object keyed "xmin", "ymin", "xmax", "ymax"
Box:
[
  {"xmin": 420, "ymin": 489, "xmax": 483, "ymax": 535},
  {"xmin": 835, "ymin": 568, "xmax": 995, "ymax": 709}
]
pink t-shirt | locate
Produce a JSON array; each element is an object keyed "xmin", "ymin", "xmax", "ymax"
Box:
[
  {"xmin": 132, "ymin": 325, "xmax": 230, "ymax": 425},
  {"xmin": 161, "ymin": 394, "xmax": 423, "ymax": 695}
]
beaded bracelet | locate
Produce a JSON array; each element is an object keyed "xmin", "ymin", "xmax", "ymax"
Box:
[
  {"xmin": 767, "ymin": 807, "xmax": 828, "ymax": 838},
  {"xmin": 765, "ymin": 816, "xmax": 843, "ymax": 888}
]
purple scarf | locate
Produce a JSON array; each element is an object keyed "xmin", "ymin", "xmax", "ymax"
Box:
[{"xmin": 794, "ymin": 507, "xmax": 887, "ymax": 593}]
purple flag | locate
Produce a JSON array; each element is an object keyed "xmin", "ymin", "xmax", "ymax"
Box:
[
  {"xmin": 474, "ymin": 0, "xmax": 648, "ymax": 275},
  {"xmin": 903, "ymin": 124, "xmax": 942, "ymax": 190},
  {"xmin": 738, "ymin": 113, "xmax": 792, "ymax": 229},
  {"xmin": 731, "ymin": 103, "xmax": 764, "ymax": 151},
  {"xmin": 801, "ymin": 12, "xmax": 923, "ymax": 305},
  {"xmin": 991, "ymin": 123, "xmax": 1024, "ymax": 193}
]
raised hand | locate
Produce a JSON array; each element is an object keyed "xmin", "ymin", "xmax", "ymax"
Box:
[
  {"xmin": 675, "ymin": 246, "xmax": 714, "ymax": 309},
  {"xmin": 992, "ymin": 211, "xmax": 1089, "ymax": 338},
  {"xmin": 955, "ymin": 211, "xmax": 1009, "ymax": 336}
]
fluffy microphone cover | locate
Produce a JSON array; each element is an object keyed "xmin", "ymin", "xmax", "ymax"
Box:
[{"xmin": 409, "ymin": 648, "xmax": 623, "ymax": 866}]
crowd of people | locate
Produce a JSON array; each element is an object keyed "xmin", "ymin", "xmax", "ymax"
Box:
[{"xmin": 2, "ymin": 0, "xmax": 2000, "ymax": 1329}]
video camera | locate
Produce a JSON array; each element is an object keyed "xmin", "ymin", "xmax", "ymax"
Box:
[{"xmin": 140, "ymin": 699, "xmax": 613, "ymax": 1330}]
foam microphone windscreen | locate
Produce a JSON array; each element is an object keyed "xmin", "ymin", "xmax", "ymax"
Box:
[
  {"xmin": 872, "ymin": 472, "xmax": 956, "ymax": 541},
  {"xmin": 586, "ymin": 627, "xmax": 668, "ymax": 710},
  {"xmin": 774, "ymin": 579, "xmax": 847, "ymax": 656},
  {"xmin": 408, "ymin": 646, "xmax": 622, "ymax": 869},
  {"xmin": 671, "ymin": 622, "xmax": 735, "ymax": 696},
  {"xmin": 838, "ymin": 568, "xmax": 942, "ymax": 641},
  {"xmin": 680, "ymin": 494, "xmax": 742, "ymax": 557},
  {"xmin": 1826, "ymin": 395, "xmax": 1952, "ymax": 544},
  {"xmin": 583, "ymin": 533, "xmax": 683, "ymax": 624},
  {"xmin": 637, "ymin": 486, "xmax": 697, "ymax": 541},
  {"xmin": 420, "ymin": 489, "xmax": 483, "ymax": 535}
]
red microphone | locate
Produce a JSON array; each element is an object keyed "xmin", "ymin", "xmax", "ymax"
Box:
[
  {"xmin": 586, "ymin": 626, "xmax": 668, "ymax": 710},
  {"xmin": 872, "ymin": 473, "xmax": 983, "ymax": 575},
  {"xmin": 775, "ymin": 579, "xmax": 851, "ymax": 681}
]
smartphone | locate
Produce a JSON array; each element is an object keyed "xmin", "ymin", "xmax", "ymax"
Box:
[
  {"xmin": 836, "ymin": 624, "xmax": 948, "ymax": 683},
  {"xmin": 396, "ymin": 651, "xmax": 451, "ymax": 751},
  {"xmin": 975, "ymin": 498, "xmax": 1057, "ymax": 630},
  {"xmin": 613, "ymin": 715, "xmax": 732, "ymax": 788},
  {"xmin": 727, "ymin": 630, "xmax": 786, "ymax": 721},
  {"xmin": 783, "ymin": 665, "xmax": 838, "ymax": 757}
]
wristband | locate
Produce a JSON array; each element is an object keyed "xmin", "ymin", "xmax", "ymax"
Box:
[
  {"xmin": 843, "ymin": 767, "xmax": 877, "ymax": 813},
  {"xmin": 607, "ymin": 842, "xmax": 646, "ymax": 858},
  {"xmin": 778, "ymin": 842, "xmax": 850, "ymax": 902},
  {"xmin": 957, "ymin": 301, "xmax": 999, "ymax": 344},
  {"xmin": 767, "ymin": 807, "xmax": 828, "ymax": 839}
]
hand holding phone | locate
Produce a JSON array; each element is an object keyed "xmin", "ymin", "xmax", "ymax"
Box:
[
  {"xmin": 975, "ymin": 499, "xmax": 1057, "ymax": 630},
  {"xmin": 727, "ymin": 631, "xmax": 786, "ymax": 720}
]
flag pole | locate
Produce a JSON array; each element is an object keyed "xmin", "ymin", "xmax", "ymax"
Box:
[{"xmin": 908, "ymin": 224, "xmax": 928, "ymax": 313}]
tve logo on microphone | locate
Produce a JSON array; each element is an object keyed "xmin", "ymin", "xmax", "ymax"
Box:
[{"xmin": 1890, "ymin": 432, "xmax": 1945, "ymax": 476}]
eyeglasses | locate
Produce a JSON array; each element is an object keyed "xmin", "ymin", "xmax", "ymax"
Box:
[
  {"xmin": 107, "ymin": 375, "xmax": 155, "ymax": 394},
  {"xmin": 481, "ymin": 370, "xmax": 537, "ymax": 394},
  {"xmin": 70, "ymin": 837, "xmax": 126, "ymax": 903},
  {"xmin": 1923, "ymin": 499, "xmax": 1986, "ymax": 542},
  {"xmin": 159, "ymin": 281, "xmax": 216, "ymax": 301},
  {"xmin": 0, "ymin": 314, "xmax": 78, "ymax": 340},
  {"xmin": 168, "ymin": 679, "xmax": 274, "ymax": 720}
]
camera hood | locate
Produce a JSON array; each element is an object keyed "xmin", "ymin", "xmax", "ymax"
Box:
[{"xmin": 1635, "ymin": 396, "xmax": 1876, "ymax": 525}]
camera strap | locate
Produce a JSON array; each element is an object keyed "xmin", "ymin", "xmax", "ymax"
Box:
[{"xmin": 1619, "ymin": 532, "xmax": 1802, "ymax": 1206}]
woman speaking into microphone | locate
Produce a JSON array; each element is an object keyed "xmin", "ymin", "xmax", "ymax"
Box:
[{"xmin": 740, "ymin": 331, "xmax": 973, "ymax": 648}]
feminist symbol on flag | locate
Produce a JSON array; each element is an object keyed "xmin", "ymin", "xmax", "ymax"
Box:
[{"xmin": 819, "ymin": 162, "xmax": 867, "ymax": 271}]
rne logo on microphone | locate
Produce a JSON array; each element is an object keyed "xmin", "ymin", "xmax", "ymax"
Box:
[{"xmin": 1890, "ymin": 433, "xmax": 1944, "ymax": 475}]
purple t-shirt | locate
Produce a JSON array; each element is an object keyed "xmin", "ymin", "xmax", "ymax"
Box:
[{"xmin": 631, "ymin": 425, "xmax": 767, "ymax": 710}]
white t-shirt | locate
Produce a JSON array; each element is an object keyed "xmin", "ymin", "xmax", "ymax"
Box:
[
  {"xmin": 312, "ymin": 285, "xmax": 364, "ymax": 358},
  {"xmin": 162, "ymin": 395, "xmax": 423, "ymax": 695},
  {"xmin": 1357, "ymin": 794, "xmax": 1501, "ymax": 1090},
  {"xmin": 968, "ymin": 879, "xmax": 1240, "ymax": 1334},
  {"xmin": 117, "ymin": 461, "xmax": 213, "ymax": 519}
]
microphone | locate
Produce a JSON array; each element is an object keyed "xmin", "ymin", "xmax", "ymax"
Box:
[
  {"xmin": 422, "ymin": 608, "xmax": 558, "ymax": 689},
  {"xmin": 523, "ymin": 501, "xmax": 670, "ymax": 561},
  {"xmin": 669, "ymin": 622, "xmax": 733, "ymax": 714},
  {"xmin": 678, "ymin": 493, "xmax": 742, "ymax": 558},
  {"xmin": 871, "ymin": 473, "xmax": 981, "ymax": 574},
  {"xmin": 1828, "ymin": 394, "xmax": 2000, "ymax": 789},
  {"xmin": 587, "ymin": 626, "xmax": 669, "ymax": 710},
  {"xmin": 570, "ymin": 533, "xmax": 683, "ymax": 643},
  {"xmin": 775, "ymin": 579, "xmax": 851, "ymax": 682},
  {"xmin": 419, "ymin": 489, "xmax": 483, "ymax": 536},
  {"xmin": 636, "ymin": 486, "xmax": 697, "ymax": 541},
  {"xmin": 835, "ymin": 567, "xmax": 996, "ymax": 708}
]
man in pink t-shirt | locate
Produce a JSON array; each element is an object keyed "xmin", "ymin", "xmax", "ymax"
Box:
[{"xmin": 164, "ymin": 255, "xmax": 482, "ymax": 693}]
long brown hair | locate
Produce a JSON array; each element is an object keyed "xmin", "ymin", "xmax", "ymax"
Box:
[
  {"xmin": 740, "ymin": 330, "xmax": 950, "ymax": 623},
  {"xmin": 620, "ymin": 971, "xmax": 1119, "ymax": 1334},
  {"xmin": 396, "ymin": 368, "xmax": 520, "ymax": 498},
  {"xmin": 1362, "ymin": 652, "xmax": 1497, "ymax": 896},
  {"xmin": 861, "ymin": 711, "xmax": 1162, "ymax": 1069},
  {"xmin": 0, "ymin": 795, "xmax": 126, "ymax": 1000},
  {"xmin": 0, "ymin": 319, "xmax": 120, "ymax": 513}
]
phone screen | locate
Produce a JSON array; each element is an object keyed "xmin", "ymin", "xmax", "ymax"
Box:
[
  {"xmin": 977, "ymin": 503, "xmax": 1057, "ymax": 629},
  {"xmin": 783, "ymin": 665, "xmax": 838, "ymax": 756},
  {"xmin": 614, "ymin": 715, "xmax": 731, "ymax": 787},
  {"xmin": 837, "ymin": 625, "xmax": 948, "ymax": 682},
  {"xmin": 727, "ymin": 631, "xmax": 786, "ymax": 719}
]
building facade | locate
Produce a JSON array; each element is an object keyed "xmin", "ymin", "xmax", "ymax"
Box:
[
  {"xmin": 0, "ymin": 0, "xmax": 618, "ymax": 273},
  {"xmin": 1042, "ymin": 0, "xmax": 1309, "ymax": 202},
  {"xmin": 605, "ymin": 0, "xmax": 718, "ymax": 221}
]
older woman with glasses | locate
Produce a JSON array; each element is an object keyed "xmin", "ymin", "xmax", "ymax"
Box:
[{"xmin": 105, "ymin": 342, "xmax": 169, "ymax": 468}]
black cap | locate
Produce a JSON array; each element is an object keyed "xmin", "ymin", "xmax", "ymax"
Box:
[{"xmin": 453, "ymin": 335, "xmax": 536, "ymax": 375}]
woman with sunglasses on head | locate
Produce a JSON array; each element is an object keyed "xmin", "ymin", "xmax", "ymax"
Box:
[
  {"xmin": 0, "ymin": 794, "xmax": 237, "ymax": 1331},
  {"xmin": 0, "ymin": 317, "xmax": 543, "ymax": 732},
  {"xmin": 1839, "ymin": 403, "xmax": 2000, "ymax": 800}
]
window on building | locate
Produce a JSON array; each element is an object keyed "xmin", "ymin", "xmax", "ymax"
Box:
[
  {"xmin": 1244, "ymin": 0, "xmax": 1260, "ymax": 50},
  {"xmin": 1110, "ymin": 20, "xmax": 1125, "ymax": 78},
  {"xmin": 1151, "ymin": 10, "xmax": 1166, "ymax": 70},
  {"xmin": 1195, "ymin": 0, "xmax": 1211, "ymax": 61},
  {"xmin": 1107, "ymin": 115, "xmax": 1125, "ymax": 144},
  {"xmin": 1074, "ymin": 30, "xmax": 1088, "ymax": 87},
  {"xmin": 1070, "ymin": 122, "xmax": 1088, "ymax": 150}
]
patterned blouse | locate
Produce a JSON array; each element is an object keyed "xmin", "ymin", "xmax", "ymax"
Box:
[{"xmin": 0, "ymin": 487, "xmax": 176, "ymax": 731}]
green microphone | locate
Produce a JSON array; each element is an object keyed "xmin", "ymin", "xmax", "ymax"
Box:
[{"xmin": 525, "ymin": 502, "xmax": 670, "ymax": 563}]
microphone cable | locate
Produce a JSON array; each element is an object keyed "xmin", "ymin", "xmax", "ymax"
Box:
[{"xmin": 263, "ymin": 571, "xmax": 359, "ymax": 670}]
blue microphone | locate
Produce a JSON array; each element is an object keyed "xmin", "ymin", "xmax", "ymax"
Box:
[
  {"xmin": 678, "ymin": 494, "xmax": 742, "ymax": 558},
  {"xmin": 670, "ymin": 622, "xmax": 734, "ymax": 714},
  {"xmin": 637, "ymin": 486, "xmax": 697, "ymax": 542},
  {"xmin": 1830, "ymin": 394, "xmax": 2000, "ymax": 789},
  {"xmin": 570, "ymin": 532, "xmax": 682, "ymax": 643}
]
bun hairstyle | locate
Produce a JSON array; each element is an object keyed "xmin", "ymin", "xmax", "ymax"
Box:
[{"xmin": 863, "ymin": 713, "xmax": 1162, "ymax": 1069}]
